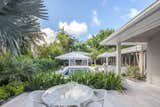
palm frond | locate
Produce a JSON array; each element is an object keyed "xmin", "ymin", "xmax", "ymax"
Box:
[{"xmin": 0, "ymin": 0, "xmax": 48, "ymax": 55}]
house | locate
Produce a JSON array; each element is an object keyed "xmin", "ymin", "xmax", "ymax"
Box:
[{"xmin": 101, "ymin": 1, "xmax": 160, "ymax": 86}]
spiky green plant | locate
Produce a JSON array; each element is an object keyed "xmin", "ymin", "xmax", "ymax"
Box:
[
  {"xmin": 0, "ymin": 0, "xmax": 47, "ymax": 55},
  {"xmin": 26, "ymin": 71, "xmax": 66, "ymax": 91},
  {"xmin": 0, "ymin": 54, "xmax": 39, "ymax": 84},
  {"xmin": 68, "ymin": 71, "xmax": 125, "ymax": 91}
]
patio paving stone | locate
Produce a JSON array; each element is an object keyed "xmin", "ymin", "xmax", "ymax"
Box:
[{"xmin": 1, "ymin": 79, "xmax": 160, "ymax": 107}]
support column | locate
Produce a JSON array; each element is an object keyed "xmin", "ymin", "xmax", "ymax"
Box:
[
  {"xmin": 69, "ymin": 59, "xmax": 71, "ymax": 73},
  {"xmin": 129, "ymin": 54, "xmax": 131, "ymax": 66},
  {"xmin": 139, "ymin": 52, "xmax": 145, "ymax": 77},
  {"xmin": 116, "ymin": 42, "xmax": 121, "ymax": 74}
]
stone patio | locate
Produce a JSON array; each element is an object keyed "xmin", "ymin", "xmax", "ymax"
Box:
[{"xmin": 1, "ymin": 79, "xmax": 160, "ymax": 107}]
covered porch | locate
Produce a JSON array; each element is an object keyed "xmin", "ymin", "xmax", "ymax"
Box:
[
  {"xmin": 98, "ymin": 45, "xmax": 147, "ymax": 73},
  {"xmin": 101, "ymin": 0, "xmax": 160, "ymax": 86}
]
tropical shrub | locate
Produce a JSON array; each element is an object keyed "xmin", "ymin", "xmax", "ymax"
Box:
[
  {"xmin": 104, "ymin": 72, "xmax": 124, "ymax": 90},
  {"xmin": 26, "ymin": 71, "xmax": 66, "ymax": 91},
  {"xmin": 5, "ymin": 81, "xmax": 26, "ymax": 96},
  {"xmin": 26, "ymin": 71, "xmax": 124, "ymax": 91},
  {"xmin": 0, "ymin": 81, "xmax": 25, "ymax": 100},
  {"xmin": 90, "ymin": 64, "xmax": 96, "ymax": 67},
  {"xmin": 0, "ymin": 55, "xmax": 39, "ymax": 85},
  {"xmin": 0, "ymin": 86, "xmax": 8, "ymax": 100},
  {"xmin": 68, "ymin": 71, "xmax": 124, "ymax": 91},
  {"xmin": 125, "ymin": 66, "xmax": 139, "ymax": 77},
  {"xmin": 125, "ymin": 66, "xmax": 146, "ymax": 81},
  {"xmin": 33, "ymin": 58, "xmax": 60, "ymax": 71}
]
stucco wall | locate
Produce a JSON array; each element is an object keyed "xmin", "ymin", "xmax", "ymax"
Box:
[{"xmin": 147, "ymin": 32, "xmax": 160, "ymax": 85}]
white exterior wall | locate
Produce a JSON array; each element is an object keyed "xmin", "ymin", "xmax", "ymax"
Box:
[
  {"xmin": 107, "ymin": 65, "xmax": 127, "ymax": 73},
  {"xmin": 147, "ymin": 33, "xmax": 160, "ymax": 86}
]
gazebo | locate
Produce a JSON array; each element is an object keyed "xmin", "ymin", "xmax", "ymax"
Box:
[{"xmin": 55, "ymin": 51, "xmax": 90, "ymax": 72}]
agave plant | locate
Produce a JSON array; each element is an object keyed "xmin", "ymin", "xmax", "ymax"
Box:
[{"xmin": 0, "ymin": 0, "xmax": 47, "ymax": 55}]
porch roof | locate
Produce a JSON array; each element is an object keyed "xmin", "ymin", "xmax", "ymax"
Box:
[
  {"xmin": 98, "ymin": 45, "xmax": 147, "ymax": 58},
  {"xmin": 101, "ymin": 0, "xmax": 160, "ymax": 45}
]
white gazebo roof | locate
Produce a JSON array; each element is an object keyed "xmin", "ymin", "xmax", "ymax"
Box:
[
  {"xmin": 55, "ymin": 51, "xmax": 90, "ymax": 60},
  {"xmin": 98, "ymin": 52, "xmax": 116, "ymax": 58}
]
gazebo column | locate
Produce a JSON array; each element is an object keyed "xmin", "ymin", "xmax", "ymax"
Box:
[
  {"xmin": 116, "ymin": 42, "xmax": 121, "ymax": 74},
  {"xmin": 68, "ymin": 59, "xmax": 71, "ymax": 66},
  {"xmin": 68, "ymin": 59, "xmax": 70, "ymax": 73},
  {"xmin": 106, "ymin": 57, "xmax": 108, "ymax": 65},
  {"xmin": 86, "ymin": 59, "xmax": 89, "ymax": 66},
  {"xmin": 133, "ymin": 53, "xmax": 136, "ymax": 66}
]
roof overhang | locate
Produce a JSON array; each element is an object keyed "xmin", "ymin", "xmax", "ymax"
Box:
[
  {"xmin": 98, "ymin": 45, "xmax": 147, "ymax": 58},
  {"xmin": 101, "ymin": 0, "xmax": 160, "ymax": 45}
]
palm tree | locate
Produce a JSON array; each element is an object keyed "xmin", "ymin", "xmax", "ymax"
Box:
[
  {"xmin": 0, "ymin": 0, "xmax": 47, "ymax": 55},
  {"xmin": 90, "ymin": 48, "xmax": 99, "ymax": 65}
]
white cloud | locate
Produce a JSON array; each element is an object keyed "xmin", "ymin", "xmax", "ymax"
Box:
[
  {"xmin": 87, "ymin": 34, "xmax": 93, "ymax": 39},
  {"xmin": 41, "ymin": 28, "xmax": 57, "ymax": 45},
  {"xmin": 92, "ymin": 10, "xmax": 101, "ymax": 26},
  {"xmin": 128, "ymin": 8, "xmax": 140, "ymax": 18},
  {"xmin": 59, "ymin": 21, "xmax": 88, "ymax": 36},
  {"xmin": 121, "ymin": 8, "xmax": 140, "ymax": 19},
  {"xmin": 113, "ymin": 6, "xmax": 120, "ymax": 12}
]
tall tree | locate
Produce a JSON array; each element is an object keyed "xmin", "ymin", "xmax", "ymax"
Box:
[
  {"xmin": 37, "ymin": 31, "xmax": 78, "ymax": 58},
  {"xmin": 86, "ymin": 29, "xmax": 114, "ymax": 52},
  {"xmin": 86, "ymin": 29, "xmax": 115, "ymax": 64},
  {"xmin": 56, "ymin": 32, "xmax": 77, "ymax": 52}
]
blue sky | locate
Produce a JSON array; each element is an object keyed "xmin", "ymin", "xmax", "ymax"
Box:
[{"xmin": 40, "ymin": 0, "xmax": 155, "ymax": 42}]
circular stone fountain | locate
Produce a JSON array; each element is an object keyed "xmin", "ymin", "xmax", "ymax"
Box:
[{"xmin": 42, "ymin": 82, "xmax": 94, "ymax": 106}]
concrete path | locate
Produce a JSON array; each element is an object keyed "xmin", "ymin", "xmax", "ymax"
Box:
[{"xmin": 1, "ymin": 79, "xmax": 160, "ymax": 107}]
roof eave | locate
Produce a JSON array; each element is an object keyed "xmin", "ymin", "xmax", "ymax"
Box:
[{"xmin": 101, "ymin": 0, "xmax": 160, "ymax": 46}]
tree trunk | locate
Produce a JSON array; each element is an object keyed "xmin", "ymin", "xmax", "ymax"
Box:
[{"xmin": 94, "ymin": 59, "xmax": 96, "ymax": 65}]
